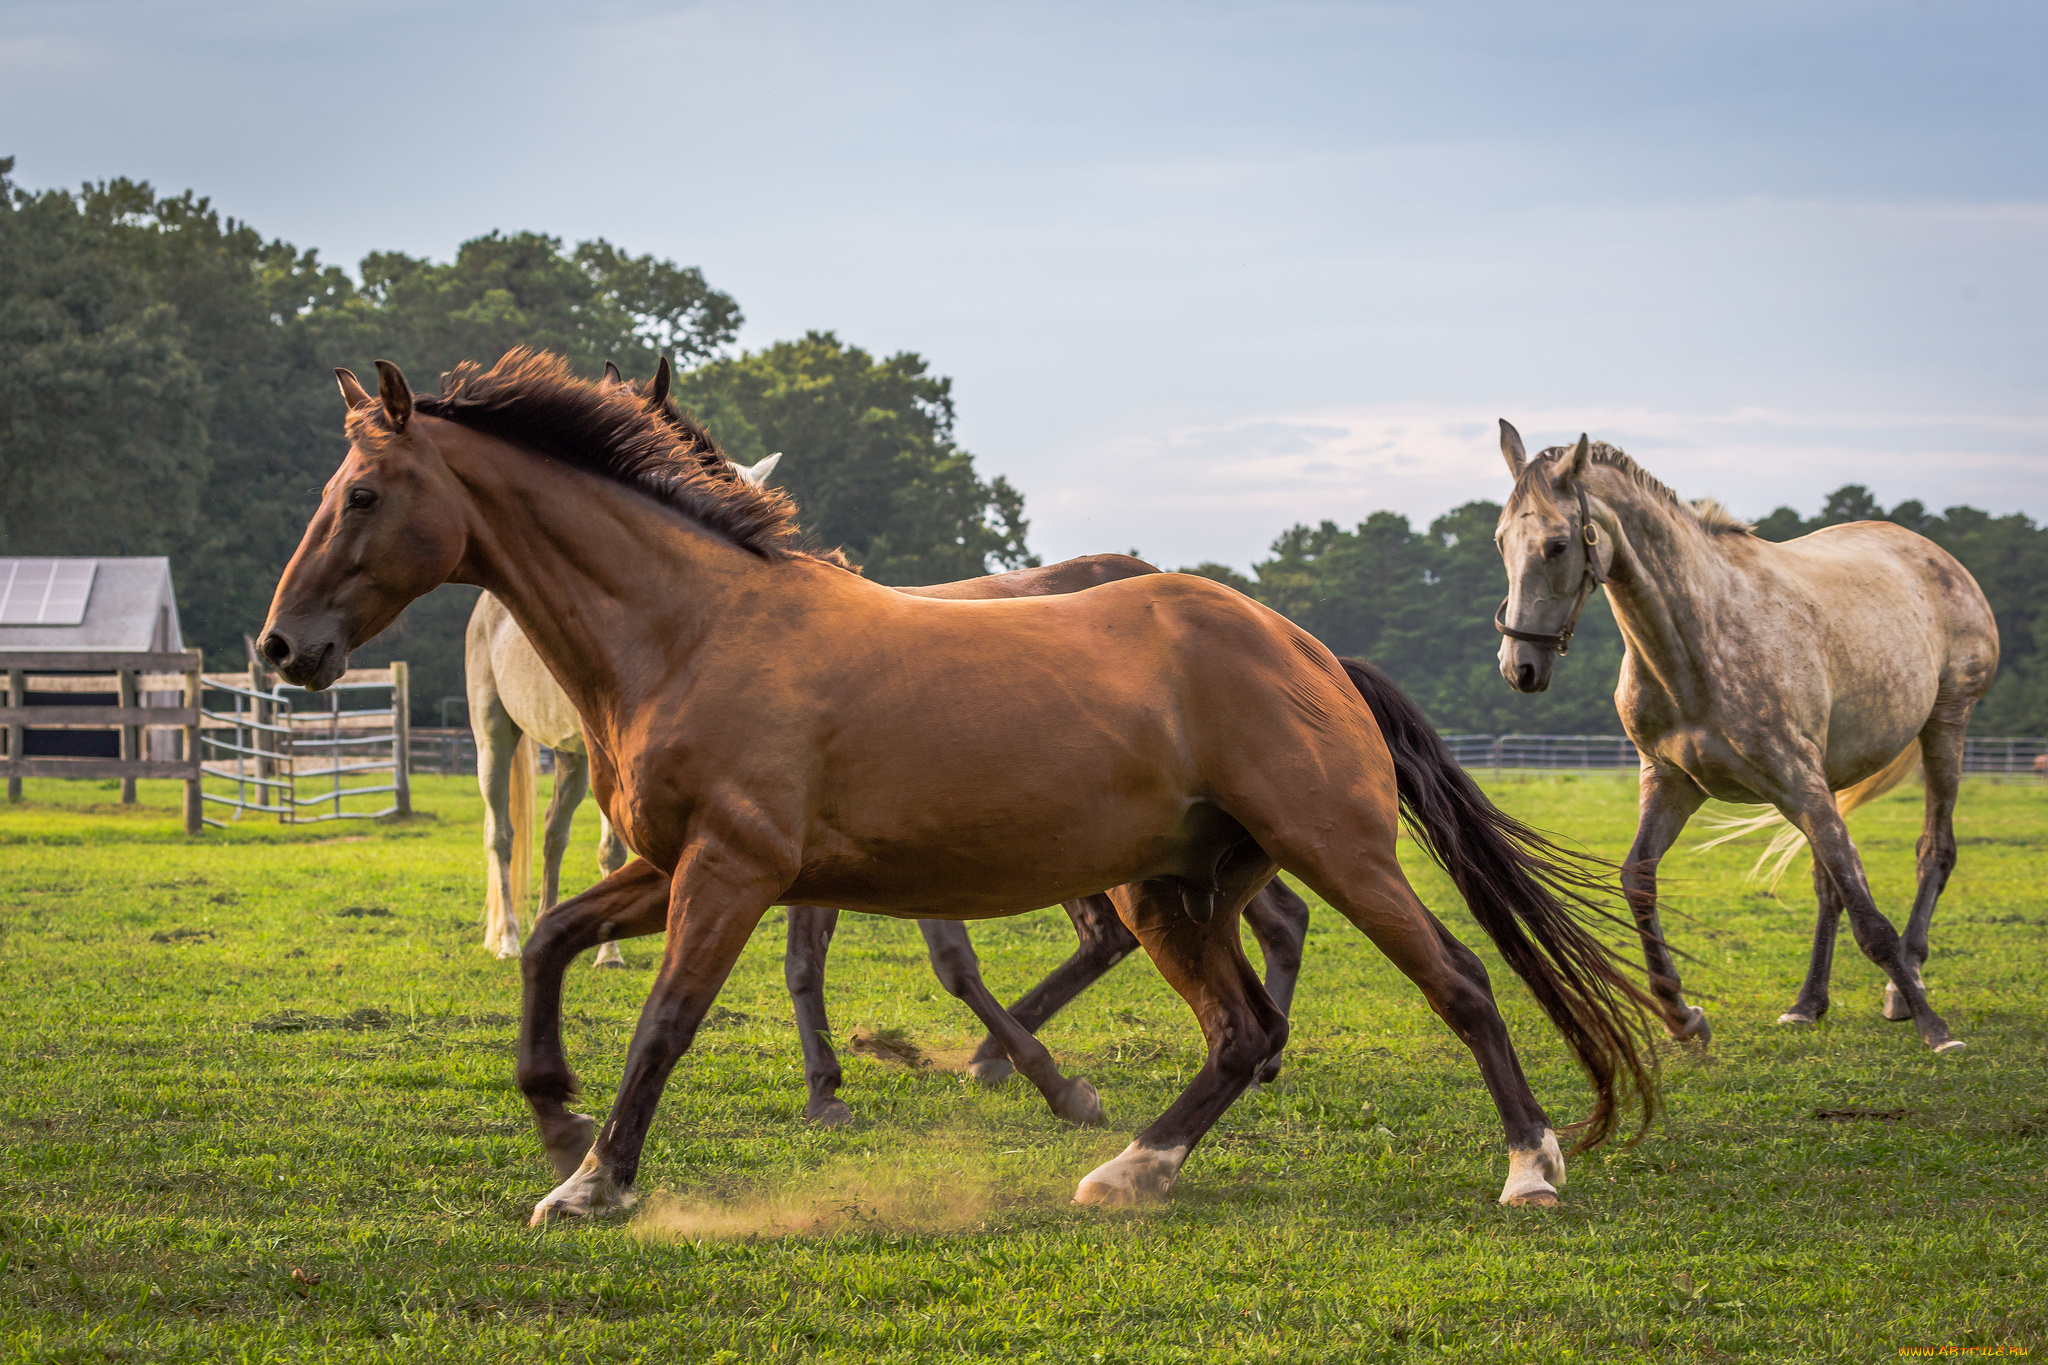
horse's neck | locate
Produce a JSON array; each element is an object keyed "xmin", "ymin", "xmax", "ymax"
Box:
[
  {"xmin": 1594, "ymin": 473, "xmax": 1737, "ymax": 708},
  {"xmin": 443, "ymin": 435, "xmax": 739, "ymax": 739}
]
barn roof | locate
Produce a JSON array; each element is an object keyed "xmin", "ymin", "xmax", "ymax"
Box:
[{"xmin": 0, "ymin": 558, "xmax": 184, "ymax": 654}]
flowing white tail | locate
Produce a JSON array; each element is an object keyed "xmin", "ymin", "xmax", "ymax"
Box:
[{"xmin": 1696, "ymin": 739, "xmax": 1923, "ymax": 889}]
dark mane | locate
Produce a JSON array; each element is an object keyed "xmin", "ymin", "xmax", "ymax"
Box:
[{"xmin": 403, "ymin": 349, "xmax": 808, "ymax": 558}]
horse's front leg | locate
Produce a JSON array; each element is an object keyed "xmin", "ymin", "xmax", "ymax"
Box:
[
  {"xmin": 784, "ymin": 905, "xmax": 852, "ymax": 1125},
  {"xmin": 517, "ymin": 859, "xmax": 671, "ymax": 1179},
  {"xmin": 1624, "ymin": 767, "xmax": 1710, "ymax": 1040},
  {"xmin": 531, "ymin": 850, "xmax": 777, "ymax": 1224}
]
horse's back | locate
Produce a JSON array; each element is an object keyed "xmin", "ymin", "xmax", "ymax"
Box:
[
  {"xmin": 899, "ymin": 553, "xmax": 1159, "ymax": 600},
  {"xmin": 1753, "ymin": 521, "xmax": 1998, "ymax": 679}
]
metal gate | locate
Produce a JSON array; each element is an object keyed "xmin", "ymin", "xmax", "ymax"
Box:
[{"xmin": 198, "ymin": 664, "xmax": 410, "ymax": 825}]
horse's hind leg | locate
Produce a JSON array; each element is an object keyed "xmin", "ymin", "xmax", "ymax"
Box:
[
  {"xmin": 1625, "ymin": 768, "xmax": 1711, "ymax": 1040},
  {"xmin": 784, "ymin": 905, "xmax": 852, "ymax": 1125},
  {"xmin": 1782, "ymin": 779, "xmax": 1959, "ymax": 1052},
  {"xmin": 1888, "ymin": 711, "xmax": 1969, "ymax": 1021},
  {"xmin": 966, "ymin": 894, "xmax": 1137, "ymax": 1085},
  {"xmin": 1780, "ymin": 864, "xmax": 1844, "ymax": 1024},
  {"xmin": 918, "ymin": 920, "xmax": 1104, "ymax": 1126},
  {"xmin": 515, "ymin": 858, "xmax": 670, "ymax": 1179},
  {"xmin": 1243, "ymin": 878, "xmax": 1310, "ymax": 1083},
  {"xmin": 1073, "ymin": 873, "xmax": 1284, "ymax": 1206}
]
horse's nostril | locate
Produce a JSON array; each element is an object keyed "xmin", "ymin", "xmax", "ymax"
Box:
[
  {"xmin": 1516, "ymin": 663, "xmax": 1537, "ymax": 691},
  {"xmin": 260, "ymin": 633, "xmax": 292, "ymax": 665}
]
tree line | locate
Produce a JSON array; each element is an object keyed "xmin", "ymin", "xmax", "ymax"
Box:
[
  {"xmin": 1184, "ymin": 486, "xmax": 2046, "ymax": 737},
  {"xmin": 4, "ymin": 157, "xmax": 2041, "ymax": 737}
]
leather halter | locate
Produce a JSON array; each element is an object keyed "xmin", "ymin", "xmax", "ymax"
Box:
[{"xmin": 1494, "ymin": 481, "xmax": 1609, "ymax": 656}]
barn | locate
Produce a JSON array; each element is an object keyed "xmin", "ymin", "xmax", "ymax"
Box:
[{"xmin": 1, "ymin": 557, "xmax": 187, "ymax": 759}]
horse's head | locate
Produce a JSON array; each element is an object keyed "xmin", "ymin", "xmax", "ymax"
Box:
[
  {"xmin": 1492, "ymin": 421, "xmax": 1607, "ymax": 694},
  {"xmin": 258, "ymin": 361, "xmax": 467, "ymax": 689}
]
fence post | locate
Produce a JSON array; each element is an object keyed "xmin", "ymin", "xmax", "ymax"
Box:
[
  {"xmin": 392, "ymin": 661, "xmax": 411, "ymax": 815},
  {"xmin": 182, "ymin": 652, "xmax": 203, "ymax": 835},
  {"xmin": 117, "ymin": 668, "xmax": 138, "ymax": 804},
  {"xmin": 6, "ymin": 667, "xmax": 22, "ymax": 802}
]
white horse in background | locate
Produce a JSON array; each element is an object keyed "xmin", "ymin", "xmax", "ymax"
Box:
[{"xmin": 469, "ymin": 451, "xmax": 782, "ymax": 963}]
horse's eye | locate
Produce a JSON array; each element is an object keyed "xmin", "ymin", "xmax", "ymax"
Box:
[
  {"xmin": 346, "ymin": 487, "xmax": 378, "ymax": 511},
  {"xmin": 1544, "ymin": 539, "xmax": 1568, "ymax": 559}
]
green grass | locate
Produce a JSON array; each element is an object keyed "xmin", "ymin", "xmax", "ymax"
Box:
[{"xmin": 1, "ymin": 771, "xmax": 2042, "ymax": 1362}]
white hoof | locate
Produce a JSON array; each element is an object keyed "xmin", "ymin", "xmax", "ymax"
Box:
[
  {"xmin": 1073, "ymin": 1140, "xmax": 1186, "ymax": 1206},
  {"xmin": 1934, "ymin": 1039, "xmax": 1967, "ymax": 1054},
  {"xmin": 1777, "ymin": 1011, "xmax": 1818, "ymax": 1026},
  {"xmin": 1499, "ymin": 1129, "xmax": 1565, "ymax": 1208},
  {"xmin": 529, "ymin": 1152, "xmax": 636, "ymax": 1226},
  {"xmin": 1882, "ymin": 979, "xmax": 1916, "ymax": 1022},
  {"xmin": 486, "ymin": 927, "xmax": 522, "ymax": 959},
  {"xmin": 592, "ymin": 941, "xmax": 626, "ymax": 969}
]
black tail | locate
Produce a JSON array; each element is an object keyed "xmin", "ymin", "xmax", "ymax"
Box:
[{"xmin": 1339, "ymin": 656, "xmax": 1658, "ymax": 1151}]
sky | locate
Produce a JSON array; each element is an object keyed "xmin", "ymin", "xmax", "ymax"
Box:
[{"xmin": 5, "ymin": 0, "xmax": 2044, "ymax": 569}]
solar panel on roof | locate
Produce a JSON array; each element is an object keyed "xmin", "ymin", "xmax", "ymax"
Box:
[{"xmin": 0, "ymin": 559, "xmax": 98, "ymax": 626}]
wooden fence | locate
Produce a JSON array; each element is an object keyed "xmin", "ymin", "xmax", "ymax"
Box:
[{"xmin": 1, "ymin": 650, "xmax": 205, "ymax": 833}]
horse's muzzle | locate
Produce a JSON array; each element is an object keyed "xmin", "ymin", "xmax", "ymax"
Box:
[
  {"xmin": 1499, "ymin": 646, "xmax": 1553, "ymax": 694},
  {"xmin": 259, "ymin": 630, "xmax": 344, "ymax": 690}
]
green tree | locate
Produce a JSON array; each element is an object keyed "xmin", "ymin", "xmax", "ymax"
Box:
[{"xmin": 677, "ymin": 332, "xmax": 1035, "ymax": 584}]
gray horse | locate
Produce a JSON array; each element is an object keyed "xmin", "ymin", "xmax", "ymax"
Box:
[{"xmin": 1492, "ymin": 424, "xmax": 1997, "ymax": 1052}]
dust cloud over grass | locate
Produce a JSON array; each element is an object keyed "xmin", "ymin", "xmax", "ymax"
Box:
[{"xmin": 633, "ymin": 1139, "xmax": 1079, "ymax": 1242}]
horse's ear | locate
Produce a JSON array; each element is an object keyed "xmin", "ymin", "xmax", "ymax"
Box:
[
  {"xmin": 336, "ymin": 368, "xmax": 375, "ymax": 411},
  {"xmin": 602, "ymin": 360, "xmax": 623, "ymax": 385},
  {"xmin": 372, "ymin": 360, "xmax": 412, "ymax": 432},
  {"xmin": 1561, "ymin": 433, "xmax": 1591, "ymax": 485},
  {"xmin": 1499, "ymin": 419, "xmax": 1526, "ymax": 479},
  {"xmin": 735, "ymin": 452, "xmax": 782, "ymax": 487},
  {"xmin": 644, "ymin": 355, "xmax": 672, "ymax": 408}
]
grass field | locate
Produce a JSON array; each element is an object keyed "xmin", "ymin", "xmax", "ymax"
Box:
[{"xmin": 0, "ymin": 770, "xmax": 2042, "ymax": 1363}]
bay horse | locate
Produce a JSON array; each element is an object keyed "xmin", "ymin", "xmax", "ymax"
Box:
[
  {"xmin": 261, "ymin": 351, "xmax": 1657, "ymax": 1222},
  {"xmin": 495, "ymin": 362, "xmax": 1314, "ymax": 1127},
  {"xmin": 1492, "ymin": 424, "xmax": 1998, "ymax": 1050}
]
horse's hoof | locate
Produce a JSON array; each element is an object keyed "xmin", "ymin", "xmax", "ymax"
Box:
[
  {"xmin": 529, "ymin": 1157, "xmax": 635, "ymax": 1226},
  {"xmin": 807, "ymin": 1098, "xmax": 854, "ymax": 1127},
  {"xmin": 541, "ymin": 1111, "xmax": 597, "ymax": 1181},
  {"xmin": 592, "ymin": 957, "xmax": 627, "ymax": 970},
  {"xmin": 1055, "ymin": 1078, "xmax": 1106, "ymax": 1127},
  {"xmin": 967, "ymin": 1057, "xmax": 1014, "ymax": 1087},
  {"xmin": 1777, "ymin": 1011, "xmax": 1818, "ymax": 1026},
  {"xmin": 1668, "ymin": 1006, "xmax": 1711, "ymax": 1043},
  {"xmin": 1932, "ymin": 1038, "xmax": 1967, "ymax": 1054},
  {"xmin": 1882, "ymin": 981, "xmax": 1914, "ymax": 1022},
  {"xmin": 1503, "ymin": 1188, "xmax": 1560, "ymax": 1209},
  {"xmin": 1072, "ymin": 1140, "xmax": 1185, "ymax": 1206},
  {"xmin": 1498, "ymin": 1128, "xmax": 1565, "ymax": 1208}
]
